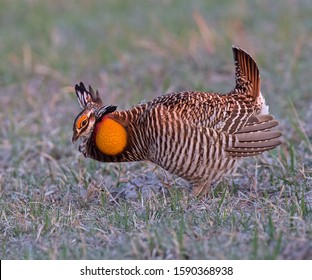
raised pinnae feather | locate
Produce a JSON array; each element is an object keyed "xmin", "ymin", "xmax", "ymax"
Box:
[
  {"xmin": 75, "ymin": 82, "xmax": 88, "ymax": 109},
  {"xmin": 75, "ymin": 82, "xmax": 103, "ymax": 109}
]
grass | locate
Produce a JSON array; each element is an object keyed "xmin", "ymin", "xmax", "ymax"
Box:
[{"xmin": 0, "ymin": 0, "xmax": 311, "ymax": 259}]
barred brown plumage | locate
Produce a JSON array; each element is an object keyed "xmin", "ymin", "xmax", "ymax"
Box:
[{"xmin": 72, "ymin": 46, "xmax": 282, "ymax": 196}]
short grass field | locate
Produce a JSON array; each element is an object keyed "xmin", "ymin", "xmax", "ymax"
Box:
[{"xmin": 1, "ymin": 0, "xmax": 311, "ymax": 259}]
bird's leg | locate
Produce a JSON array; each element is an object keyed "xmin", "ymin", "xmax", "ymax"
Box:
[{"xmin": 192, "ymin": 181, "xmax": 212, "ymax": 197}]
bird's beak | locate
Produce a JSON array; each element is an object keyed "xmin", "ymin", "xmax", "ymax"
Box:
[{"xmin": 72, "ymin": 132, "xmax": 79, "ymax": 143}]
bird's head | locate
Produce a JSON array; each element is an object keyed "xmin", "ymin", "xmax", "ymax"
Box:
[
  {"xmin": 72, "ymin": 82, "xmax": 117, "ymax": 143},
  {"xmin": 72, "ymin": 108, "xmax": 96, "ymax": 143}
]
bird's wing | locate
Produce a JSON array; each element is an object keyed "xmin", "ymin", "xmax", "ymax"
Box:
[
  {"xmin": 139, "ymin": 104, "xmax": 281, "ymax": 158},
  {"xmin": 225, "ymin": 114, "xmax": 282, "ymax": 157}
]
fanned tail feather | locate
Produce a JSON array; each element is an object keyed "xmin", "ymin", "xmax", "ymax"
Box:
[{"xmin": 232, "ymin": 45, "xmax": 260, "ymax": 100}]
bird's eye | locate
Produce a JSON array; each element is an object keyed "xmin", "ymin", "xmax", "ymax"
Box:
[
  {"xmin": 81, "ymin": 119, "xmax": 88, "ymax": 127},
  {"xmin": 77, "ymin": 116, "xmax": 88, "ymax": 129}
]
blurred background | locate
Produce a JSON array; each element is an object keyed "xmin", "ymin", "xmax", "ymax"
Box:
[{"xmin": 0, "ymin": 0, "xmax": 311, "ymax": 259}]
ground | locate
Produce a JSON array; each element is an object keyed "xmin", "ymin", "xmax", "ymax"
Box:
[{"xmin": 0, "ymin": 0, "xmax": 311, "ymax": 259}]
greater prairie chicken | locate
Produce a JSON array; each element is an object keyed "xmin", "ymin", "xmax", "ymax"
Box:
[{"xmin": 72, "ymin": 46, "xmax": 282, "ymax": 196}]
